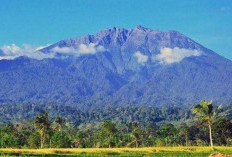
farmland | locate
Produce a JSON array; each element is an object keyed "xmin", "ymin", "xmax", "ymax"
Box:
[{"xmin": 0, "ymin": 147, "xmax": 232, "ymax": 156}]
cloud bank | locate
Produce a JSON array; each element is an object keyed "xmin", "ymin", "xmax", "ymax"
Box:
[
  {"xmin": 134, "ymin": 51, "xmax": 148, "ymax": 64},
  {"xmin": 154, "ymin": 47, "xmax": 202, "ymax": 64},
  {"xmin": 52, "ymin": 43, "xmax": 105, "ymax": 55},
  {"xmin": 0, "ymin": 43, "xmax": 106, "ymax": 60},
  {"xmin": 79, "ymin": 43, "xmax": 105, "ymax": 54},
  {"xmin": 0, "ymin": 44, "xmax": 54, "ymax": 60}
]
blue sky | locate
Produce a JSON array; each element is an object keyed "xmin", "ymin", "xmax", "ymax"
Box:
[{"xmin": 0, "ymin": 0, "xmax": 232, "ymax": 59}]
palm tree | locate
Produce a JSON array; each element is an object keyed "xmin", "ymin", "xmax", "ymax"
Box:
[
  {"xmin": 101, "ymin": 121, "xmax": 117, "ymax": 148},
  {"xmin": 35, "ymin": 111, "xmax": 50, "ymax": 148},
  {"xmin": 179, "ymin": 123, "xmax": 189, "ymax": 146},
  {"xmin": 131, "ymin": 122, "xmax": 140, "ymax": 148},
  {"xmin": 55, "ymin": 116, "xmax": 65, "ymax": 132},
  {"xmin": 192, "ymin": 100, "xmax": 220, "ymax": 149}
]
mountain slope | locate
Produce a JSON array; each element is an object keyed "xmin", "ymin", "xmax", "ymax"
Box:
[{"xmin": 0, "ymin": 26, "xmax": 232, "ymax": 108}]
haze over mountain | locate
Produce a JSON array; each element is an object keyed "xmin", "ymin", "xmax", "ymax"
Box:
[{"xmin": 0, "ymin": 26, "xmax": 232, "ymax": 108}]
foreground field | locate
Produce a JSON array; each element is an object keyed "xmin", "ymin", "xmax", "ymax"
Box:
[{"xmin": 0, "ymin": 147, "xmax": 232, "ymax": 156}]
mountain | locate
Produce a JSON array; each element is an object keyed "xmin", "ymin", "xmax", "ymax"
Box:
[{"xmin": 0, "ymin": 26, "xmax": 232, "ymax": 108}]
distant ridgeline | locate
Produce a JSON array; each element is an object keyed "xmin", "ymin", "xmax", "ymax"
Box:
[{"xmin": 0, "ymin": 103, "xmax": 232, "ymax": 126}]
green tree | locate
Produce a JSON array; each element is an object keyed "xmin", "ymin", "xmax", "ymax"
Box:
[
  {"xmin": 213, "ymin": 118, "xmax": 232, "ymax": 145},
  {"xmin": 131, "ymin": 122, "xmax": 140, "ymax": 148},
  {"xmin": 0, "ymin": 124, "xmax": 19, "ymax": 148},
  {"xmin": 159, "ymin": 123, "xmax": 177, "ymax": 146},
  {"xmin": 101, "ymin": 121, "xmax": 117, "ymax": 148},
  {"xmin": 54, "ymin": 116, "xmax": 65, "ymax": 132},
  {"xmin": 28, "ymin": 132, "xmax": 40, "ymax": 148},
  {"xmin": 144, "ymin": 123, "xmax": 157, "ymax": 147},
  {"xmin": 178, "ymin": 123, "xmax": 189, "ymax": 146},
  {"xmin": 34, "ymin": 111, "xmax": 51, "ymax": 148},
  {"xmin": 51, "ymin": 131, "xmax": 71, "ymax": 148},
  {"xmin": 192, "ymin": 100, "xmax": 219, "ymax": 149}
]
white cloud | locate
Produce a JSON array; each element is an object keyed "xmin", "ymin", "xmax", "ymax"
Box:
[
  {"xmin": 0, "ymin": 44, "xmax": 54, "ymax": 60},
  {"xmin": 78, "ymin": 43, "xmax": 105, "ymax": 54},
  {"xmin": 52, "ymin": 47, "xmax": 77, "ymax": 54},
  {"xmin": 0, "ymin": 43, "xmax": 106, "ymax": 60},
  {"xmin": 154, "ymin": 47, "xmax": 202, "ymax": 64},
  {"xmin": 134, "ymin": 51, "xmax": 148, "ymax": 64},
  {"xmin": 52, "ymin": 43, "xmax": 106, "ymax": 55},
  {"xmin": 0, "ymin": 56, "xmax": 15, "ymax": 60},
  {"xmin": 35, "ymin": 44, "xmax": 51, "ymax": 51},
  {"xmin": 1, "ymin": 44, "xmax": 21, "ymax": 54}
]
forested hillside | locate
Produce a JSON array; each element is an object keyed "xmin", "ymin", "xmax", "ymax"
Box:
[
  {"xmin": 0, "ymin": 102, "xmax": 232, "ymax": 148},
  {"xmin": 1, "ymin": 26, "xmax": 232, "ymax": 107}
]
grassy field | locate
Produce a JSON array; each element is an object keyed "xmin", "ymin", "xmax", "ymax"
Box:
[{"xmin": 0, "ymin": 147, "xmax": 232, "ymax": 156}]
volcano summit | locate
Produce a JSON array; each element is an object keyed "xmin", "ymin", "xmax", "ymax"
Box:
[{"xmin": 0, "ymin": 26, "xmax": 232, "ymax": 108}]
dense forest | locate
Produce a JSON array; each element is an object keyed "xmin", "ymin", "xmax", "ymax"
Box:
[{"xmin": 0, "ymin": 101, "xmax": 232, "ymax": 148}]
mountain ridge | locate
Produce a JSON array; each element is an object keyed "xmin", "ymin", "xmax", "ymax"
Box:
[{"xmin": 0, "ymin": 26, "xmax": 232, "ymax": 108}]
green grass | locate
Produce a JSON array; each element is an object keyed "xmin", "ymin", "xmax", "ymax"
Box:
[{"xmin": 0, "ymin": 147, "xmax": 231, "ymax": 156}]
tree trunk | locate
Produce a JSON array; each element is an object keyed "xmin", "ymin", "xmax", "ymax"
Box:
[
  {"xmin": 40, "ymin": 134, "xmax": 43, "ymax": 148},
  {"xmin": 41, "ymin": 133, "xmax": 46, "ymax": 149},
  {"xmin": 109, "ymin": 135, "xmax": 111, "ymax": 148},
  {"xmin": 135, "ymin": 140, "xmax": 138, "ymax": 148},
  {"xmin": 208, "ymin": 121, "xmax": 213, "ymax": 149},
  {"xmin": 185, "ymin": 134, "xmax": 188, "ymax": 146},
  {"xmin": 0, "ymin": 129, "xmax": 2, "ymax": 148}
]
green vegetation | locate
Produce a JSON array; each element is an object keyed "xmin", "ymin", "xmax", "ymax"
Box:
[
  {"xmin": 192, "ymin": 100, "xmax": 220, "ymax": 149},
  {"xmin": 35, "ymin": 111, "xmax": 50, "ymax": 148},
  {"xmin": 0, "ymin": 100, "xmax": 232, "ymax": 156}
]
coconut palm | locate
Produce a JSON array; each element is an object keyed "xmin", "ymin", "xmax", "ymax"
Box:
[
  {"xmin": 192, "ymin": 100, "xmax": 220, "ymax": 149},
  {"xmin": 55, "ymin": 116, "xmax": 65, "ymax": 132},
  {"xmin": 131, "ymin": 122, "xmax": 140, "ymax": 148},
  {"xmin": 34, "ymin": 111, "xmax": 50, "ymax": 148},
  {"xmin": 101, "ymin": 121, "xmax": 117, "ymax": 148}
]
